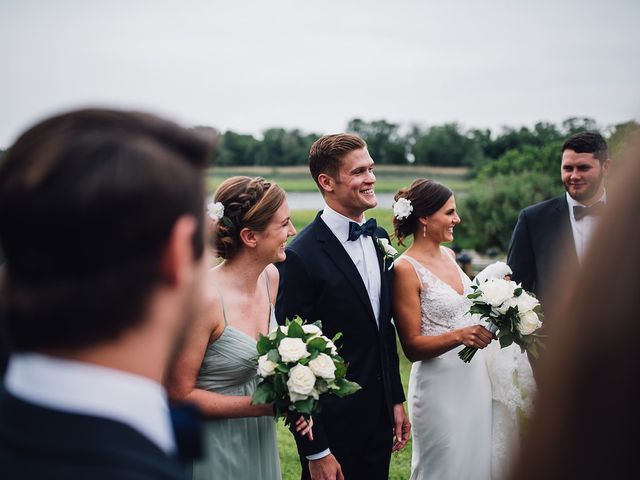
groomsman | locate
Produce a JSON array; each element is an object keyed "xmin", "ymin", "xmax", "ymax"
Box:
[
  {"xmin": 276, "ymin": 134, "xmax": 410, "ymax": 480},
  {"xmin": 507, "ymin": 131, "xmax": 611, "ymax": 307},
  {"xmin": 0, "ymin": 109, "xmax": 212, "ymax": 479}
]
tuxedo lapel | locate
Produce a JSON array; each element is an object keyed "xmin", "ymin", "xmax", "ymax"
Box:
[
  {"xmin": 552, "ymin": 197, "xmax": 579, "ymax": 266},
  {"xmin": 313, "ymin": 215, "xmax": 377, "ymax": 325}
]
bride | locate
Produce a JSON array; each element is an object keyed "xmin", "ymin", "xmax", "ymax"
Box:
[{"xmin": 391, "ymin": 179, "xmax": 535, "ymax": 480}]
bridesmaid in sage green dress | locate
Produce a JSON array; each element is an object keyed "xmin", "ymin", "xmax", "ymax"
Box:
[{"xmin": 167, "ymin": 177, "xmax": 311, "ymax": 480}]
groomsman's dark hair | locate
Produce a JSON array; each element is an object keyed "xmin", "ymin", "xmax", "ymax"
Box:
[
  {"xmin": 562, "ymin": 131, "xmax": 608, "ymax": 163},
  {"xmin": 308, "ymin": 133, "xmax": 366, "ymax": 193},
  {"xmin": 0, "ymin": 108, "xmax": 213, "ymax": 352}
]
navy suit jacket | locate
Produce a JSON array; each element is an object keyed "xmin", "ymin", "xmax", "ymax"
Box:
[
  {"xmin": 276, "ymin": 212, "xmax": 405, "ymax": 457},
  {"xmin": 0, "ymin": 390, "xmax": 187, "ymax": 480},
  {"xmin": 507, "ymin": 195, "xmax": 578, "ymax": 307}
]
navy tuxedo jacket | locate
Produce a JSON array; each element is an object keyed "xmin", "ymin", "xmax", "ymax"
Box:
[
  {"xmin": 507, "ymin": 195, "xmax": 578, "ymax": 307},
  {"xmin": 0, "ymin": 389, "xmax": 187, "ymax": 480},
  {"xmin": 276, "ymin": 212, "xmax": 405, "ymax": 457}
]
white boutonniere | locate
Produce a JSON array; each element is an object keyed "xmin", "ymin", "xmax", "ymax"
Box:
[{"xmin": 377, "ymin": 238, "xmax": 398, "ymax": 270}]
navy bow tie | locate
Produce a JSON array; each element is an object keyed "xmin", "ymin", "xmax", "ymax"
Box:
[
  {"xmin": 170, "ymin": 403, "xmax": 203, "ymax": 461},
  {"xmin": 573, "ymin": 202, "xmax": 604, "ymax": 221},
  {"xmin": 348, "ymin": 218, "xmax": 377, "ymax": 241}
]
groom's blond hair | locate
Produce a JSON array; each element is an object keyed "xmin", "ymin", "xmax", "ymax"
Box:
[{"xmin": 309, "ymin": 133, "xmax": 366, "ymax": 193}]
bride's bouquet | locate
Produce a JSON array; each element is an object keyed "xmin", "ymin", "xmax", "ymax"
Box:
[
  {"xmin": 459, "ymin": 262, "xmax": 544, "ymax": 363},
  {"xmin": 251, "ymin": 316, "xmax": 361, "ymax": 418}
]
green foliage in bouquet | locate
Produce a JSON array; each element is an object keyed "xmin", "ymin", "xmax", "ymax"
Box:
[{"xmin": 251, "ymin": 316, "xmax": 361, "ymax": 418}]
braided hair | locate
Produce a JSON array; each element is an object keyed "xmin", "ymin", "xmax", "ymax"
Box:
[{"xmin": 211, "ymin": 176, "xmax": 286, "ymax": 260}]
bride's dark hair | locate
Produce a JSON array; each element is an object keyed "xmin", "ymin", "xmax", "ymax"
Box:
[
  {"xmin": 392, "ymin": 178, "xmax": 453, "ymax": 246},
  {"xmin": 211, "ymin": 176, "xmax": 285, "ymax": 260}
]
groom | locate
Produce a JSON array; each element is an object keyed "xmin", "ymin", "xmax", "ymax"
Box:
[{"xmin": 276, "ymin": 133, "xmax": 410, "ymax": 480}]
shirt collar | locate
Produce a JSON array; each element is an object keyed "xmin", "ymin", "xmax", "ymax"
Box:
[
  {"xmin": 5, "ymin": 352, "xmax": 176, "ymax": 454},
  {"xmin": 321, "ymin": 204, "xmax": 366, "ymax": 243}
]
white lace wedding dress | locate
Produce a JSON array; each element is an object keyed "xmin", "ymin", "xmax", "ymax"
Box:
[{"xmin": 399, "ymin": 249, "xmax": 535, "ymax": 480}]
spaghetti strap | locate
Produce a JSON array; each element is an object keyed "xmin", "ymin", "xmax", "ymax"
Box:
[
  {"xmin": 264, "ymin": 270, "xmax": 272, "ymax": 303},
  {"xmin": 213, "ymin": 283, "xmax": 229, "ymax": 326}
]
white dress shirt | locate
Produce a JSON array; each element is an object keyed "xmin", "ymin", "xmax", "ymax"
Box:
[
  {"xmin": 4, "ymin": 352, "xmax": 176, "ymax": 454},
  {"xmin": 566, "ymin": 191, "xmax": 606, "ymax": 263},
  {"xmin": 321, "ymin": 204, "xmax": 381, "ymax": 325}
]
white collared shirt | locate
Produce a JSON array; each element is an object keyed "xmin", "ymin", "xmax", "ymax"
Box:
[
  {"xmin": 5, "ymin": 352, "xmax": 176, "ymax": 454},
  {"xmin": 320, "ymin": 204, "xmax": 381, "ymax": 325},
  {"xmin": 566, "ymin": 191, "xmax": 606, "ymax": 263}
]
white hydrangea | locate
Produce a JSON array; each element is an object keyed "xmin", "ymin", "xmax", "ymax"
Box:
[{"xmin": 477, "ymin": 278, "xmax": 516, "ymax": 308}]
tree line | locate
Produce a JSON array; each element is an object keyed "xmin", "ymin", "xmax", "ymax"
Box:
[
  {"xmin": 202, "ymin": 117, "xmax": 638, "ymax": 169},
  {"xmin": 1, "ymin": 117, "xmax": 638, "ymax": 255}
]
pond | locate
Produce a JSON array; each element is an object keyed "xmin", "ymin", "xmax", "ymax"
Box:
[{"xmin": 286, "ymin": 192, "xmax": 396, "ymax": 210}]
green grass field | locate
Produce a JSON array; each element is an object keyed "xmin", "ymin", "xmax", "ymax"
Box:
[
  {"xmin": 207, "ymin": 165, "xmax": 470, "ymax": 194},
  {"xmin": 276, "ymin": 341, "xmax": 413, "ymax": 479}
]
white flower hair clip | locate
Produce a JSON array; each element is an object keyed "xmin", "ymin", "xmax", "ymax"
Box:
[
  {"xmin": 393, "ymin": 197, "xmax": 413, "ymax": 220},
  {"xmin": 207, "ymin": 201, "xmax": 225, "ymax": 221}
]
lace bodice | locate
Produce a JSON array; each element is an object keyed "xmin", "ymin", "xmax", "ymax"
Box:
[{"xmin": 397, "ymin": 249, "xmax": 479, "ymax": 336}]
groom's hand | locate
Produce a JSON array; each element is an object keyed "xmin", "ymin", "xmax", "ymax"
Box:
[
  {"xmin": 308, "ymin": 454, "xmax": 344, "ymax": 480},
  {"xmin": 392, "ymin": 403, "xmax": 411, "ymax": 452}
]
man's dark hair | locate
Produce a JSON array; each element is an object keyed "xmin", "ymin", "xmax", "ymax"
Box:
[
  {"xmin": 562, "ymin": 131, "xmax": 608, "ymax": 163},
  {"xmin": 0, "ymin": 109, "xmax": 213, "ymax": 351}
]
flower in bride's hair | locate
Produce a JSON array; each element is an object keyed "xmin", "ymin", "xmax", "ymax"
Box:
[
  {"xmin": 207, "ymin": 201, "xmax": 224, "ymax": 221},
  {"xmin": 393, "ymin": 197, "xmax": 413, "ymax": 220}
]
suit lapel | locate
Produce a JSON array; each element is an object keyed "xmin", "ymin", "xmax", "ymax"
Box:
[
  {"xmin": 313, "ymin": 214, "xmax": 377, "ymax": 326},
  {"xmin": 553, "ymin": 196, "xmax": 579, "ymax": 266}
]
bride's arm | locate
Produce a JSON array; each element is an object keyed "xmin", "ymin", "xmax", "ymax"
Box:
[
  {"xmin": 166, "ymin": 278, "xmax": 272, "ymax": 419},
  {"xmin": 393, "ymin": 260, "xmax": 493, "ymax": 361}
]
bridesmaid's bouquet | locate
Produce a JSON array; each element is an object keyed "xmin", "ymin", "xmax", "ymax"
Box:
[
  {"xmin": 459, "ymin": 262, "xmax": 544, "ymax": 363},
  {"xmin": 251, "ymin": 316, "xmax": 361, "ymax": 418}
]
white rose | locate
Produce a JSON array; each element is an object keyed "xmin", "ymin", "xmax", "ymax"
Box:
[
  {"xmin": 302, "ymin": 324, "xmax": 322, "ymax": 338},
  {"xmin": 257, "ymin": 354, "xmax": 277, "ymax": 377},
  {"xmin": 278, "ymin": 337, "xmax": 310, "ymax": 363},
  {"xmin": 269, "ymin": 325, "xmax": 289, "ymax": 340},
  {"xmin": 496, "ymin": 296, "xmax": 517, "ymax": 315},
  {"xmin": 321, "ymin": 336, "xmax": 338, "ymax": 355},
  {"xmin": 477, "ymin": 278, "xmax": 516, "ymax": 308},
  {"xmin": 514, "ymin": 291, "xmax": 539, "ymax": 313},
  {"xmin": 308, "ymin": 353, "xmax": 336, "ymax": 380},
  {"xmin": 475, "ymin": 261, "xmax": 512, "ymax": 284},
  {"xmin": 393, "ymin": 197, "xmax": 413, "ymax": 220},
  {"xmin": 378, "ymin": 238, "xmax": 398, "ymax": 257},
  {"xmin": 286, "ymin": 364, "xmax": 316, "ymax": 402},
  {"xmin": 518, "ymin": 310, "xmax": 543, "ymax": 335}
]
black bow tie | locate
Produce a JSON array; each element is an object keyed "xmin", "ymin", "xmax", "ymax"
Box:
[
  {"xmin": 573, "ymin": 202, "xmax": 604, "ymax": 221},
  {"xmin": 348, "ymin": 218, "xmax": 377, "ymax": 241}
]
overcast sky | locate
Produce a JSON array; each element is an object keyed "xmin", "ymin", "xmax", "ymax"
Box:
[{"xmin": 1, "ymin": 0, "xmax": 639, "ymax": 147}]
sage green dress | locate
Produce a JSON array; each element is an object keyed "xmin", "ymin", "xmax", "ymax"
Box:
[{"xmin": 191, "ymin": 277, "xmax": 281, "ymax": 480}]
